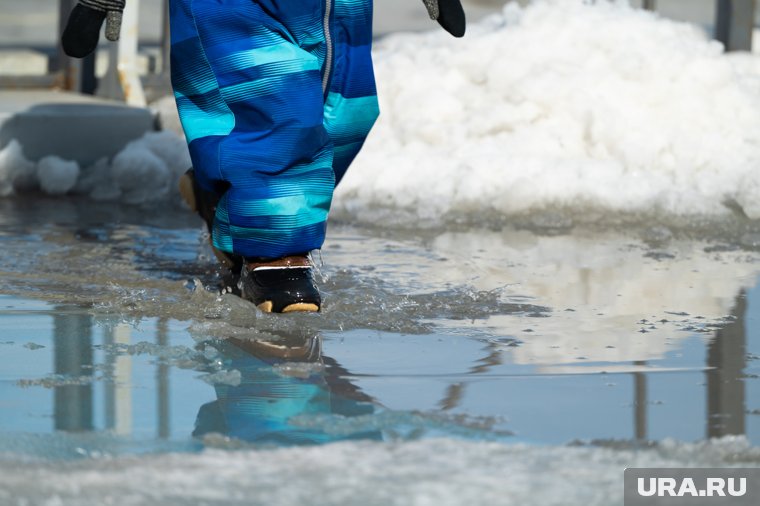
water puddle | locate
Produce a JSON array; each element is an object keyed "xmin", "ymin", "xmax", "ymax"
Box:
[
  {"xmin": 1, "ymin": 198, "xmax": 759, "ymax": 450},
  {"xmin": 1, "ymin": 198, "xmax": 760, "ymax": 504}
]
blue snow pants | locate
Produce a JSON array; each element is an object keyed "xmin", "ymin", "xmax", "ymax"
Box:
[{"xmin": 170, "ymin": 0, "xmax": 379, "ymax": 258}]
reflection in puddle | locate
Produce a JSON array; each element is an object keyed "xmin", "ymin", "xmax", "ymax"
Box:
[
  {"xmin": 193, "ymin": 336, "xmax": 382, "ymax": 446},
  {"xmin": 53, "ymin": 308, "xmax": 93, "ymax": 433},
  {"xmin": 0, "ymin": 284, "xmax": 758, "ymax": 454},
  {"xmin": 423, "ymin": 230, "xmax": 758, "ymax": 370},
  {"xmin": 1, "ymin": 199, "xmax": 760, "ymax": 504}
]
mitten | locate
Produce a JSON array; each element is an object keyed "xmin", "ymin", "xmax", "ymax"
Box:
[
  {"xmin": 422, "ymin": 0, "xmax": 466, "ymax": 38},
  {"xmin": 61, "ymin": 0, "xmax": 126, "ymax": 58}
]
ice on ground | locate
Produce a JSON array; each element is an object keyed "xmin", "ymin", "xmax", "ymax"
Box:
[
  {"xmin": 78, "ymin": 130, "xmax": 190, "ymax": 204},
  {"xmin": 36, "ymin": 156, "xmax": 79, "ymax": 195},
  {"xmin": 0, "ymin": 437, "xmax": 758, "ymax": 506},
  {"xmin": 335, "ymin": 0, "xmax": 760, "ymax": 224},
  {"xmin": 0, "ymin": 140, "xmax": 36, "ymax": 196}
]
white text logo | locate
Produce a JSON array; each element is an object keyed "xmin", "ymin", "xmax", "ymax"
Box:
[{"xmin": 637, "ymin": 477, "xmax": 747, "ymax": 498}]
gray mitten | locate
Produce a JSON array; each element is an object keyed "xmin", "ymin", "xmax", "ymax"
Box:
[
  {"xmin": 422, "ymin": 0, "xmax": 466, "ymax": 38},
  {"xmin": 62, "ymin": 0, "xmax": 126, "ymax": 58}
]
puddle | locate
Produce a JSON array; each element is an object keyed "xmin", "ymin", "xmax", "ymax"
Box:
[
  {"xmin": 1, "ymin": 197, "xmax": 760, "ymax": 504},
  {"xmin": 2, "ymin": 293, "xmax": 759, "ymax": 452}
]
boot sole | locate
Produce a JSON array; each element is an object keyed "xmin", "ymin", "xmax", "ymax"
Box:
[{"xmin": 257, "ymin": 301, "xmax": 320, "ymax": 313}]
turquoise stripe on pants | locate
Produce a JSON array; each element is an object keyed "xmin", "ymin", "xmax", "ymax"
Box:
[{"xmin": 170, "ymin": 0, "xmax": 379, "ymax": 259}]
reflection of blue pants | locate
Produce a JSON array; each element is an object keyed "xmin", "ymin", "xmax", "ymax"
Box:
[
  {"xmin": 170, "ymin": 0, "xmax": 379, "ymax": 258},
  {"xmin": 193, "ymin": 345, "xmax": 380, "ymax": 445}
]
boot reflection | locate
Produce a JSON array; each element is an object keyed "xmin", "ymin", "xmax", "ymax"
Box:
[{"xmin": 193, "ymin": 334, "xmax": 381, "ymax": 445}]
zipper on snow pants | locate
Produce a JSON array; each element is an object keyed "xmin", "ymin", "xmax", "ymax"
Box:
[{"xmin": 321, "ymin": 0, "xmax": 335, "ymax": 97}]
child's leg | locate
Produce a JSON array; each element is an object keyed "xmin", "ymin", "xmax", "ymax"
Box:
[
  {"xmin": 170, "ymin": 0, "xmax": 334, "ymax": 259},
  {"xmin": 324, "ymin": 0, "xmax": 380, "ymax": 185}
]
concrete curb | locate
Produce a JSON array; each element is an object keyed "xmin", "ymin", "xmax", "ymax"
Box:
[{"xmin": 0, "ymin": 90, "xmax": 156, "ymax": 165}]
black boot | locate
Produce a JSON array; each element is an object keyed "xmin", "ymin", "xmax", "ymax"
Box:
[{"xmin": 240, "ymin": 255, "xmax": 321, "ymax": 313}]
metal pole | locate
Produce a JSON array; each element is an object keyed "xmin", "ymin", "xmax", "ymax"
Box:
[
  {"xmin": 633, "ymin": 363, "xmax": 647, "ymax": 440},
  {"xmin": 706, "ymin": 293, "xmax": 746, "ymax": 438},
  {"xmin": 156, "ymin": 318, "xmax": 170, "ymax": 439},
  {"xmin": 80, "ymin": 52, "xmax": 98, "ymax": 95},
  {"xmin": 715, "ymin": 0, "xmax": 757, "ymax": 52},
  {"xmin": 103, "ymin": 322, "xmax": 134, "ymax": 434},
  {"xmin": 162, "ymin": 0, "xmax": 171, "ymax": 76},
  {"xmin": 113, "ymin": 323, "xmax": 134, "ymax": 435},
  {"xmin": 53, "ymin": 309, "xmax": 94, "ymax": 431}
]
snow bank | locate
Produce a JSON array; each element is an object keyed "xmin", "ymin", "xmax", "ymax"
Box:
[{"xmin": 335, "ymin": 0, "xmax": 760, "ymax": 223}]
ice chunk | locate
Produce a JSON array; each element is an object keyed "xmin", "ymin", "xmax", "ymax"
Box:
[
  {"xmin": 37, "ymin": 156, "xmax": 79, "ymax": 195},
  {"xmin": 110, "ymin": 138, "xmax": 172, "ymax": 204},
  {"xmin": 0, "ymin": 140, "xmax": 37, "ymax": 196},
  {"xmin": 1, "ymin": 129, "xmax": 190, "ymax": 205},
  {"xmin": 198, "ymin": 369, "xmax": 242, "ymax": 387},
  {"xmin": 135, "ymin": 131, "xmax": 192, "ymax": 180}
]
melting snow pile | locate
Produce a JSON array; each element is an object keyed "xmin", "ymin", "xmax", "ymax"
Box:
[
  {"xmin": 0, "ymin": 131, "xmax": 190, "ymax": 205},
  {"xmin": 335, "ymin": 0, "xmax": 760, "ymax": 222},
  {"xmin": 3, "ymin": 0, "xmax": 760, "ymax": 221}
]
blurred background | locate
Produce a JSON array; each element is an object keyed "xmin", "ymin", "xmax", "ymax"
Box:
[{"xmin": 1, "ymin": 0, "xmax": 758, "ymax": 103}]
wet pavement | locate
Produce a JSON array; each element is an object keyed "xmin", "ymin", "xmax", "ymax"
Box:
[
  {"xmin": 1, "ymin": 197, "xmax": 760, "ymax": 504},
  {"xmin": 1, "ymin": 196, "xmax": 759, "ymax": 459}
]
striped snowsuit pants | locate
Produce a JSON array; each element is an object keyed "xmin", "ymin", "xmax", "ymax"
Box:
[{"xmin": 170, "ymin": 0, "xmax": 379, "ymax": 258}]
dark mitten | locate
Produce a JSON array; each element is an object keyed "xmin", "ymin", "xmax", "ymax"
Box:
[
  {"xmin": 422, "ymin": 0, "xmax": 466, "ymax": 38},
  {"xmin": 61, "ymin": 0, "xmax": 125, "ymax": 58}
]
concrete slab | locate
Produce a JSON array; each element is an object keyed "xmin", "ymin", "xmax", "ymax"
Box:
[{"xmin": 0, "ymin": 90, "xmax": 156, "ymax": 165}]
